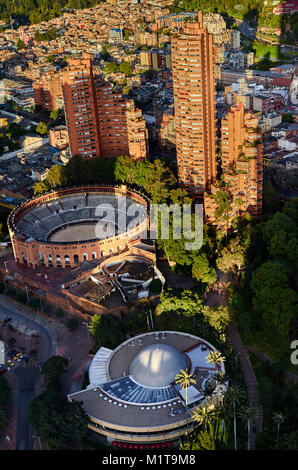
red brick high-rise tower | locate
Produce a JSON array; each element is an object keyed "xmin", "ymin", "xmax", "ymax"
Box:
[
  {"xmin": 60, "ymin": 53, "xmax": 148, "ymax": 160},
  {"xmin": 61, "ymin": 53, "xmax": 101, "ymax": 159},
  {"xmin": 204, "ymin": 103, "xmax": 263, "ymax": 226},
  {"xmin": 171, "ymin": 11, "xmax": 217, "ymax": 197}
]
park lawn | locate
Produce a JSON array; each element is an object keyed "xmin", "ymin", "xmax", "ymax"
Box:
[{"xmin": 253, "ymin": 42, "xmax": 280, "ymax": 59}]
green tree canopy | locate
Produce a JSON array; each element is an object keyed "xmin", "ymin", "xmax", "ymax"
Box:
[
  {"xmin": 119, "ymin": 60, "xmax": 132, "ymax": 76},
  {"xmin": 192, "ymin": 253, "xmax": 217, "ymax": 286},
  {"xmin": 250, "ymin": 262, "xmax": 298, "ymax": 334},
  {"xmin": 36, "ymin": 121, "xmax": 48, "ymax": 135},
  {"xmin": 157, "ymin": 289, "xmax": 203, "ymax": 318},
  {"xmin": 41, "ymin": 356, "xmax": 68, "ymax": 381}
]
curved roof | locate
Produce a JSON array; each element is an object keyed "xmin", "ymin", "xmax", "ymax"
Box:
[{"xmin": 129, "ymin": 343, "xmax": 188, "ymax": 388}]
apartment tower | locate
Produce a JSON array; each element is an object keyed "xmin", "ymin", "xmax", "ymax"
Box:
[
  {"xmin": 61, "ymin": 54, "xmax": 102, "ymax": 159},
  {"xmin": 204, "ymin": 103, "xmax": 263, "ymax": 225},
  {"xmin": 171, "ymin": 11, "xmax": 217, "ymax": 197},
  {"xmin": 60, "ymin": 53, "xmax": 148, "ymax": 160}
]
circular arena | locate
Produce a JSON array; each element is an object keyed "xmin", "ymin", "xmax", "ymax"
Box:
[
  {"xmin": 8, "ymin": 186, "xmax": 149, "ymax": 268},
  {"xmin": 68, "ymin": 331, "xmax": 226, "ymax": 446}
]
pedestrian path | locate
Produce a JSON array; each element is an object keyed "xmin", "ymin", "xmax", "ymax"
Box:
[
  {"xmin": 204, "ymin": 272, "xmax": 262, "ymax": 450},
  {"xmin": 227, "ymin": 322, "xmax": 262, "ymax": 450}
]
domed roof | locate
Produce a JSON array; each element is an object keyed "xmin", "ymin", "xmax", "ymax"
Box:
[{"xmin": 129, "ymin": 343, "xmax": 188, "ymax": 387}]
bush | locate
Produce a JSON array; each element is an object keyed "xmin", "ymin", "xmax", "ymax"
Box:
[{"xmin": 66, "ymin": 318, "xmax": 79, "ymax": 331}]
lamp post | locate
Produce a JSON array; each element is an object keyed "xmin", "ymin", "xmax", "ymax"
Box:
[
  {"xmin": 83, "ymin": 321, "xmax": 91, "ymax": 346},
  {"xmin": 25, "ymin": 286, "xmax": 29, "ymax": 303}
]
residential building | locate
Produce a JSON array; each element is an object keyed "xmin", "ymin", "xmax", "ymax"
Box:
[
  {"xmin": 33, "ymin": 71, "xmax": 63, "ymax": 111},
  {"xmin": 171, "ymin": 12, "xmax": 217, "ymax": 196},
  {"xmin": 204, "ymin": 103, "xmax": 263, "ymax": 226},
  {"xmin": 61, "ymin": 53, "xmax": 148, "ymax": 160}
]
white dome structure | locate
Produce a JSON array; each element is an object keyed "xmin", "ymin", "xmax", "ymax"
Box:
[{"xmin": 129, "ymin": 343, "xmax": 188, "ymax": 387}]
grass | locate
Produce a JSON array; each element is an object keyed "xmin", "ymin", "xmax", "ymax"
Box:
[{"xmin": 253, "ymin": 42, "xmax": 280, "ymax": 59}]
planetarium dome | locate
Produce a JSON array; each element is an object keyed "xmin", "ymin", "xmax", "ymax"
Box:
[{"xmin": 129, "ymin": 343, "xmax": 188, "ymax": 388}]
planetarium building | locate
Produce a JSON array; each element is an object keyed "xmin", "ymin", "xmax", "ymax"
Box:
[{"xmin": 68, "ymin": 331, "xmax": 225, "ymax": 447}]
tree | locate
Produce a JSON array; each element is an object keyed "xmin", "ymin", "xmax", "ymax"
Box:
[
  {"xmin": 250, "ymin": 262, "xmax": 298, "ymax": 334},
  {"xmin": 16, "ymin": 39, "xmax": 26, "ymax": 50},
  {"xmin": 88, "ymin": 313, "xmax": 125, "ymax": 350},
  {"xmin": 239, "ymin": 406, "xmax": 257, "ymax": 450},
  {"xmin": 7, "ymin": 122, "xmax": 24, "ymax": 139},
  {"xmin": 225, "ymin": 385, "xmax": 247, "ymax": 450},
  {"xmin": 282, "ymin": 113, "xmax": 294, "ymax": 124},
  {"xmin": 119, "ymin": 61, "xmax": 132, "ymax": 76},
  {"xmin": 29, "ymin": 379, "xmax": 88, "ymax": 450},
  {"xmin": 104, "ymin": 61, "xmax": 119, "ymax": 74},
  {"xmin": 157, "ymin": 289, "xmax": 203, "ymax": 318},
  {"xmin": 45, "ymin": 164, "xmax": 67, "ymax": 189},
  {"xmin": 273, "ymin": 412, "xmax": 285, "ymax": 444},
  {"xmin": 263, "ymin": 212, "xmax": 296, "ymax": 247},
  {"xmin": 263, "ymin": 182, "xmax": 281, "ymax": 214},
  {"xmin": 33, "ymin": 180, "xmax": 50, "ymax": 196},
  {"xmin": 143, "ymin": 159, "xmax": 177, "ymax": 203},
  {"xmin": 213, "ymin": 190, "xmax": 232, "ymax": 235},
  {"xmin": 206, "ymin": 351, "xmax": 225, "ymax": 369},
  {"xmin": 216, "ymin": 237, "xmax": 246, "ymax": 274},
  {"xmin": 174, "ymin": 369, "xmax": 196, "ymax": 406},
  {"xmin": 192, "ymin": 402, "xmax": 216, "ymax": 433},
  {"xmin": 36, "ymin": 122, "xmax": 48, "ymax": 135},
  {"xmin": 192, "ymin": 253, "xmax": 217, "ymax": 286},
  {"xmin": 50, "ymin": 109, "xmax": 60, "ymax": 120},
  {"xmin": 41, "ymin": 356, "xmax": 68, "ymax": 381},
  {"xmin": 202, "ymin": 306, "xmax": 230, "ymax": 333}
]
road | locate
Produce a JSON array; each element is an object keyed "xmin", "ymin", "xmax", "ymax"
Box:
[
  {"xmin": 0, "ymin": 295, "xmax": 57, "ymax": 362},
  {"xmin": 0, "ymin": 295, "xmax": 57, "ymax": 449},
  {"xmin": 14, "ymin": 366, "xmax": 40, "ymax": 450}
]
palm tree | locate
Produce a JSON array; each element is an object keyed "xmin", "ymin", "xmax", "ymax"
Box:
[
  {"xmin": 238, "ymin": 406, "xmax": 257, "ymax": 450},
  {"xmin": 202, "ymin": 382, "xmax": 216, "ymax": 400},
  {"xmin": 216, "ymin": 401, "xmax": 233, "ymax": 447},
  {"xmin": 192, "ymin": 401, "xmax": 215, "ymax": 433},
  {"xmin": 273, "ymin": 412, "xmax": 285, "ymax": 445},
  {"xmin": 175, "ymin": 369, "xmax": 196, "ymax": 406},
  {"xmin": 225, "ymin": 385, "xmax": 246, "ymax": 450},
  {"xmin": 214, "ymin": 371, "xmax": 228, "ymax": 394},
  {"xmin": 206, "ymin": 351, "xmax": 225, "ymax": 369}
]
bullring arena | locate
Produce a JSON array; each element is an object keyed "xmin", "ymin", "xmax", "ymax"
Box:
[{"xmin": 8, "ymin": 185, "xmax": 150, "ymax": 269}]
